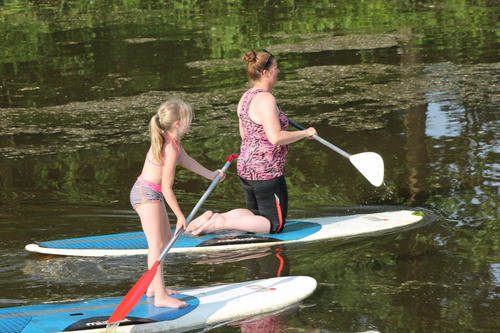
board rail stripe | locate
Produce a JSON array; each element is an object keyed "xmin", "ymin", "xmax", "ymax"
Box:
[
  {"xmin": 0, "ymin": 295, "xmax": 194, "ymax": 319},
  {"xmin": 0, "ymin": 300, "xmax": 153, "ymax": 318},
  {"xmin": 37, "ymin": 232, "xmax": 145, "ymax": 247}
]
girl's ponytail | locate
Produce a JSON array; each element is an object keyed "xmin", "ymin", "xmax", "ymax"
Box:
[
  {"xmin": 149, "ymin": 99, "xmax": 194, "ymax": 165},
  {"xmin": 149, "ymin": 114, "xmax": 164, "ymax": 165}
]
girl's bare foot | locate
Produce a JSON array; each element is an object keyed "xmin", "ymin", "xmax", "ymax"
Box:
[
  {"xmin": 147, "ymin": 288, "xmax": 179, "ymax": 297},
  {"xmin": 154, "ymin": 294, "xmax": 189, "ymax": 308},
  {"xmin": 186, "ymin": 211, "xmax": 213, "ymax": 233},
  {"xmin": 166, "ymin": 288, "xmax": 179, "ymax": 295}
]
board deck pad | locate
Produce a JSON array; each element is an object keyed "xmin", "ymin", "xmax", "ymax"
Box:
[
  {"xmin": 34, "ymin": 221, "xmax": 320, "ymax": 250},
  {"xmin": 0, "ymin": 296, "xmax": 198, "ymax": 332},
  {"xmin": 25, "ymin": 210, "xmax": 424, "ymax": 256},
  {"xmin": 0, "ymin": 276, "xmax": 317, "ymax": 333}
]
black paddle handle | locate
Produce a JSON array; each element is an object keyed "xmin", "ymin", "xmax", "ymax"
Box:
[{"xmin": 288, "ymin": 119, "xmax": 306, "ymax": 131}]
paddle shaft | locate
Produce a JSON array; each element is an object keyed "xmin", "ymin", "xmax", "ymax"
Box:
[
  {"xmin": 288, "ymin": 119, "xmax": 350, "ymax": 159},
  {"xmin": 288, "ymin": 119, "xmax": 384, "ymax": 187}
]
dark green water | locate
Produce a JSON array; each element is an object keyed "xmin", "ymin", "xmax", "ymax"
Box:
[{"xmin": 1, "ymin": 0, "xmax": 500, "ymax": 332}]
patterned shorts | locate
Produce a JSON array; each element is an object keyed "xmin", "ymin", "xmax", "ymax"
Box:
[{"xmin": 130, "ymin": 181, "xmax": 163, "ymax": 210}]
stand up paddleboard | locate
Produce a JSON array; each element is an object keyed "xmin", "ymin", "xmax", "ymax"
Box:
[
  {"xmin": 0, "ymin": 276, "xmax": 316, "ymax": 333},
  {"xmin": 25, "ymin": 210, "xmax": 424, "ymax": 257}
]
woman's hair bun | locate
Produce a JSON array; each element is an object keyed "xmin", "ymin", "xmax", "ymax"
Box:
[{"xmin": 242, "ymin": 50, "xmax": 257, "ymax": 63}]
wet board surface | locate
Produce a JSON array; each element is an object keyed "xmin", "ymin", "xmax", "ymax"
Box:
[
  {"xmin": 0, "ymin": 276, "xmax": 317, "ymax": 333},
  {"xmin": 25, "ymin": 210, "xmax": 424, "ymax": 257}
]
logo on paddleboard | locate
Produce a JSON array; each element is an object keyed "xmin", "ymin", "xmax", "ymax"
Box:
[
  {"xmin": 246, "ymin": 285, "xmax": 274, "ymax": 293},
  {"xmin": 85, "ymin": 318, "xmax": 131, "ymax": 327},
  {"xmin": 65, "ymin": 316, "xmax": 153, "ymax": 331}
]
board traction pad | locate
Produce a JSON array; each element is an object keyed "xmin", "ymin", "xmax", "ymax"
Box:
[
  {"xmin": 0, "ymin": 294, "xmax": 199, "ymax": 333},
  {"xmin": 36, "ymin": 221, "xmax": 321, "ymax": 250}
]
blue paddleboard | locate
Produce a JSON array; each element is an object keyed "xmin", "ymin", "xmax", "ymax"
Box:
[{"xmin": 25, "ymin": 210, "xmax": 424, "ymax": 256}]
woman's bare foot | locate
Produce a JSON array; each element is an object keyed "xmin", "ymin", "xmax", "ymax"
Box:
[
  {"xmin": 191, "ymin": 213, "xmax": 223, "ymax": 235},
  {"xmin": 186, "ymin": 211, "xmax": 213, "ymax": 233},
  {"xmin": 154, "ymin": 294, "xmax": 189, "ymax": 308}
]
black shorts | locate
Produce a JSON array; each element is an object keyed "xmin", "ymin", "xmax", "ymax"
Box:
[{"xmin": 239, "ymin": 176, "xmax": 288, "ymax": 234}]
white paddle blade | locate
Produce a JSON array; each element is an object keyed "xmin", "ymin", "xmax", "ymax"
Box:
[{"xmin": 349, "ymin": 152, "xmax": 384, "ymax": 187}]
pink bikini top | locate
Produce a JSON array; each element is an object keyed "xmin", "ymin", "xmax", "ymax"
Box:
[{"xmin": 146, "ymin": 133, "xmax": 182, "ymax": 167}]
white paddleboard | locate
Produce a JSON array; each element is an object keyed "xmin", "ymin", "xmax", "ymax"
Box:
[
  {"xmin": 0, "ymin": 276, "xmax": 316, "ymax": 333},
  {"xmin": 25, "ymin": 210, "xmax": 424, "ymax": 257}
]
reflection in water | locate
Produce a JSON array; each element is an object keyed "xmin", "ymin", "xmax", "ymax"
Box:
[
  {"xmin": 232, "ymin": 247, "xmax": 294, "ymax": 333},
  {"xmin": 425, "ymin": 101, "xmax": 464, "ymax": 139},
  {"xmin": 194, "ymin": 246, "xmax": 290, "ymax": 280},
  {"xmin": 491, "ymin": 263, "xmax": 500, "ymax": 289},
  {"xmin": 241, "ymin": 246, "xmax": 290, "ymax": 281},
  {"xmin": 404, "ymin": 104, "xmax": 430, "ymax": 203},
  {"xmin": 1, "ymin": 0, "xmax": 500, "ymax": 331},
  {"xmin": 22, "ymin": 256, "xmax": 136, "ymax": 283},
  {"xmin": 400, "ymin": 34, "xmax": 429, "ymax": 205},
  {"xmin": 196, "ymin": 246, "xmax": 319, "ymax": 333},
  {"xmin": 231, "ymin": 307, "xmax": 320, "ymax": 333}
]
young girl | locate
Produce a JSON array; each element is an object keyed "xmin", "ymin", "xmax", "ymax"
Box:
[{"xmin": 130, "ymin": 99, "xmax": 225, "ymax": 308}]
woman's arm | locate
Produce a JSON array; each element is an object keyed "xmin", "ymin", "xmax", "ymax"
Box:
[{"xmin": 257, "ymin": 93, "xmax": 316, "ymax": 145}]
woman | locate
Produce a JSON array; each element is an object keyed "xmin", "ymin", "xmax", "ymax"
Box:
[{"xmin": 186, "ymin": 50, "xmax": 316, "ymax": 235}]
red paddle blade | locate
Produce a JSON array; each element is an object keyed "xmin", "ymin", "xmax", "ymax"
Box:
[{"xmin": 108, "ymin": 261, "xmax": 159, "ymax": 324}]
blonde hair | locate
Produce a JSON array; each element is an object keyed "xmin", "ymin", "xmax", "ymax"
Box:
[
  {"xmin": 149, "ymin": 99, "xmax": 194, "ymax": 164},
  {"xmin": 242, "ymin": 50, "xmax": 275, "ymax": 82}
]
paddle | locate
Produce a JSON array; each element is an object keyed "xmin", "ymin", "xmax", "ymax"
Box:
[
  {"xmin": 107, "ymin": 153, "xmax": 238, "ymax": 325},
  {"xmin": 288, "ymin": 120, "xmax": 384, "ymax": 187}
]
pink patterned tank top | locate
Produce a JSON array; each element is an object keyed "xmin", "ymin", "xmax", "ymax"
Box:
[{"xmin": 237, "ymin": 89, "xmax": 289, "ymax": 180}]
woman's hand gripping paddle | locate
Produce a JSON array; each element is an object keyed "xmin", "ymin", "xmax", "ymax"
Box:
[
  {"xmin": 107, "ymin": 154, "xmax": 238, "ymax": 325},
  {"xmin": 288, "ymin": 120, "xmax": 384, "ymax": 187}
]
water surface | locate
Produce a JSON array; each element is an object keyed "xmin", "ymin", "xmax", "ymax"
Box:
[{"xmin": 1, "ymin": 0, "xmax": 500, "ymax": 332}]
